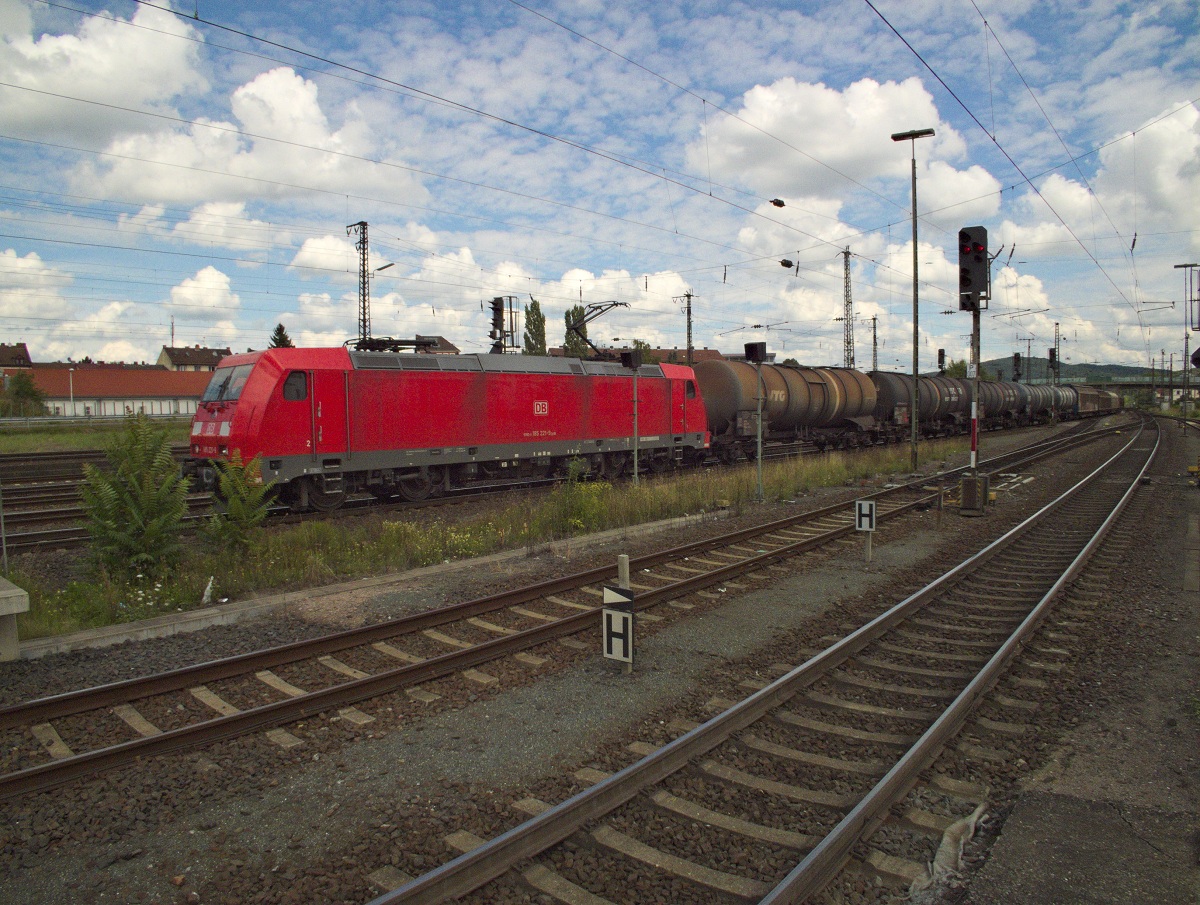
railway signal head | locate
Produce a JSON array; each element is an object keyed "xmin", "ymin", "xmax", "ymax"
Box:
[
  {"xmin": 1013, "ymin": 351, "xmax": 1021, "ymax": 382},
  {"xmin": 958, "ymin": 226, "xmax": 988, "ymax": 310},
  {"xmin": 744, "ymin": 341, "xmax": 767, "ymax": 363},
  {"xmin": 489, "ymin": 297, "xmax": 505, "ymax": 340}
]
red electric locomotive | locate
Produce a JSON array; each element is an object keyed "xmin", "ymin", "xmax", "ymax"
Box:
[{"xmin": 185, "ymin": 348, "xmax": 710, "ymax": 510}]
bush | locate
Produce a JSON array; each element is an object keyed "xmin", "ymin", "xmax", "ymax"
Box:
[
  {"xmin": 79, "ymin": 414, "xmax": 190, "ymax": 578},
  {"xmin": 202, "ymin": 455, "xmax": 275, "ymax": 551}
]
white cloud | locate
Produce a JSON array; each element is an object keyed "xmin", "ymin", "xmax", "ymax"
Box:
[
  {"xmin": 0, "ymin": 3, "xmax": 205, "ymax": 143},
  {"xmin": 696, "ymin": 77, "xmax": 968, "ymax": 199},
  {"xmin": 79, "ymin": 67, "xmax": 416, "ymax": 206},
  {"xmin": 291, "ymin": 235, "xmax": 361, "ymax": 279},
  {"xmin": 172, "ymin": 202, "xmax": 291, "ymax": 259},
  {"xmin": 1, "ymin": 3, "xmax": 1195, "ymax": 368},
  {"xmin": 36, "ymin": 301, "xmax": 147, "ymax": 364},
  {"xmin": 296, "ymin": 291, "xmax": 353, "ymax": 333},
  {"xmin": 116, "ymin": 204, "xmax": 170, "ymax": 237},
  {"xmin": 167, "ymin": 266, "xmax": 240, "ymax": 317},
  {"xmin": 0, "ymin": 247, "xmax": 73, "ymax": 318}
]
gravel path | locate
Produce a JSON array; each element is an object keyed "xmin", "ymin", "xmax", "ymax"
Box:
[{"xmin": 3, "ymin": 417, "xmax": 1192, "ymax": 905}]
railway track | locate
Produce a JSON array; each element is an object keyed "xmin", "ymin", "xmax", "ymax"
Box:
[
  {"xmin": 0, "ymin": 419, "xmax": 1125, "ymax": 805},
  {"xmin": 360, "ymin": 415, "xmax": 1157, "ymax": 903},
  {"xmin": 0, "ymin": 421, "xmax": 1097, "ymax": 554},
  {"xmin": 0, "ymin": 468, "xmax": 557, "ymax": 553},
  {"xmin": 0, "ymin": 445, "xmax": 189, "ymax": 485}
]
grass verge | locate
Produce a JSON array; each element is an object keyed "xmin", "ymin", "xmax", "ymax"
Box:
[{"xmin": 0, "ymin": 419, "xmax": 192, "ymax": 454}]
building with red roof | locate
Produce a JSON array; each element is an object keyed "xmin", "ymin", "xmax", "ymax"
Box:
[
  {"xmin": 4, "ymin": 366, "xmax": 212, "ymax": 417},
  {"xmin": 156, "ymin": 345, "xmax": 232, "ymax": 372}
]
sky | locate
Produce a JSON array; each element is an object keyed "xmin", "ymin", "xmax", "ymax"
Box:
[{"xmin": 1, "ymin": 0, "xmax": 1198, "ymax": 373}]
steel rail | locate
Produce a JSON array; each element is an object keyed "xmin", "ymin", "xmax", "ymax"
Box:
[
  {"xmin": 760, "ymin": 416, "xmax": 1159, "ymax": 902},
  {"xmin": 0, "ymin": 423, "xmax": 1109, "ymax": 730},
  {"xmin": 0, "ymin": 419, "xmax": 1110, "ymax": 551},
  {"xmin": 365, "ymin": 417, "xmax": 1153, "ymax": 905},
  {"xmin": 0, "ymin": 483, "xmax": 932, "ymax": 801},
  {"xmin": 0, "ymin": 422, "xmax": 1128, "ymax": 802}
]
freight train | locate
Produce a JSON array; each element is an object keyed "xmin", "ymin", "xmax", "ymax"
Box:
[{"xmin": 183, "ymin": 347, "xmax": 1122, "ymax": 510}]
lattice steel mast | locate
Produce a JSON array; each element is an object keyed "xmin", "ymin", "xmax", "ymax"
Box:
[
  {"xmin": 348, "ymin": 220, "xmax": 370, "ymax": 344},
  {"xmin": 842, "ymin": 248, "xmax": 854, "ymax": 368}
]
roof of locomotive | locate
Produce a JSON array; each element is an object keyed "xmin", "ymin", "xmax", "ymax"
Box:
[
  {"xmin": 214, "ymin": 348, "xmax": 698, "ymax": 379},
  {"xmin": 348, "ymin": 350, "xmax": 672, "ymax": 378}
]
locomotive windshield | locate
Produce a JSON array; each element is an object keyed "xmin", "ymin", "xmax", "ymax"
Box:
[{"xmin": 201, "ymin": 364, "xmax": 253, "ymax": 402}]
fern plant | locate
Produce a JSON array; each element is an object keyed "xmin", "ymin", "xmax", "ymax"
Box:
[
  {"xmin": 202, "ymin": 454, "xmax": 276, "ymax": 551},
  {"xmin": 79, "ymin": 414, "xmax": 190, "ymax": 578}
]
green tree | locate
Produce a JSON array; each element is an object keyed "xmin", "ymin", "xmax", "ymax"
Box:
[
  {"xmin": 945, "ymin": 359, "xmax": 993, "ymax": 380},
  {"xmin": 269, "ymin": 323, "xmax": 295, "ymax": 348},
  {"xmin": 80, "ymin": 415, "xmax": 190, "ymax": 578},
  {"xmin": 4, "ymin": 370, "xmax": 46, "ymax": 417},
  {"xmin": 202, "ymin": 455, "xmax": 276, "ymax": 551},
  {"xmin": 944, "ymin": 358, "xmax": 969, "ymax": 378},
  {"xmin": 563, "ymin": 304, "xmax": 590, "ymax": 358},
  {"xmin": 631, "ymin": 338, "xmax": 659, "ymax": 364},
  {"xmin": 522, "ymin": 298, "xmax": 547, "ymax": 355}
]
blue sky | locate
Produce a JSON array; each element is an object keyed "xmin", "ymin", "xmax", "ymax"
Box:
[{"xmin": 1, "ymin": 0, "xmax": 1198, "ymax": 371}]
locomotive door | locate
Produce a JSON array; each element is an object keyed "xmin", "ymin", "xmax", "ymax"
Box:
[
  {"xmin": 672, "ymin": 377, "xmax": 687, "ymax": 442},
  {"xmin": 309, "ymin": 369, "xmax": 350, "ymax": 459}
]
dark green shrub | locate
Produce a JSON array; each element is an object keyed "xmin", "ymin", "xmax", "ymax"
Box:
[
  {"xmin": 202, "ymin": 455, "xmax": 275, "ymax": 551},
  {"xmin": 79, "ymin": 414, "xmax": 189, "ymax": 578}
]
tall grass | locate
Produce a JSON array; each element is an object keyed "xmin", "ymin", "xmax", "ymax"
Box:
[
  {"xmin": 14, "ymin": 440, "xmax": 965, "ymax": 639},
  {"xmin": 0, "ymin": 419, "xmax": 192, "ymax": 454}
]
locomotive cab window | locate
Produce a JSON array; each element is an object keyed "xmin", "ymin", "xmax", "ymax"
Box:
[
  {"xmin": 202, "ymin": 364, "xmax": 253, "ymax": 402},
  {"xmin": 282, "ymin": 371, "xmax": 307, "ymax": 401},
  {"xmin": 686, "ymin": 380, "xmax": 697, "ymax": 399}
]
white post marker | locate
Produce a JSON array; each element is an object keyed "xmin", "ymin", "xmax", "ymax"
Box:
[
  {"xmin": 602, "ymin": 585, "xmax": 635, "ymax": 668},
  {"xmin": 855, "ymin": 499, "xmax": 876, "ymax": 563}
]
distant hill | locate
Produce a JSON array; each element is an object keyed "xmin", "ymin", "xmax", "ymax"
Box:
[{"xmin": 982, "ymin": 357, "xmax": 1192, "ymax": 382}]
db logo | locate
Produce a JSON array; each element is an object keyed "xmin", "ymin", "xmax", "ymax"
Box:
[{"xmin": 533, "ymin": 400, "xmax": 549, "ymax": 416}]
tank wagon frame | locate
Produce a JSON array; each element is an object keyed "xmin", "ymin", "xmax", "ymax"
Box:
[{"xmin": 693, "ymin": 362, "xmax": 1124, "ymax": 458}]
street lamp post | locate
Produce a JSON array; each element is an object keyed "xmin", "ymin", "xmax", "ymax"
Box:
[
  {"xmin": 68, "ymin": 367, "xmax": 74, "ymax": 418},
  {"xmin": 891, "ymin": 127, "xmax": 935, "ymax": 473}
]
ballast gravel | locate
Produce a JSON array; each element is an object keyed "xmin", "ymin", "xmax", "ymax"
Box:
[{"xmin": 0, "ymin": 419, "xmax": 1193, "ymax": 905}]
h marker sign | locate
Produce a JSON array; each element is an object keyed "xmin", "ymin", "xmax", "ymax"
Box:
[
  {"xmin": 601, "ymin": 586, "xmax": 635, "ymax": 665},
  {"xmin": 855, "ymin": 499, "xmax": 876, "ymax": 563}
]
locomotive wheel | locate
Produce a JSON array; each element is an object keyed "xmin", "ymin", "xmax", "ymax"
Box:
[
  {"xmin": 646, "ymin": 452, "xmax": 673, "ymax": 474},
  {"xmin": 604, "ymin": 452, "xmax": 630, "ymax": 479},
  {"xmin": 307, "ymin": 480, "xmax": 347, "ymax": 512},
  {"xmin": 398, "ymin": 473, "xmax": 434, "ymax": 502}
]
